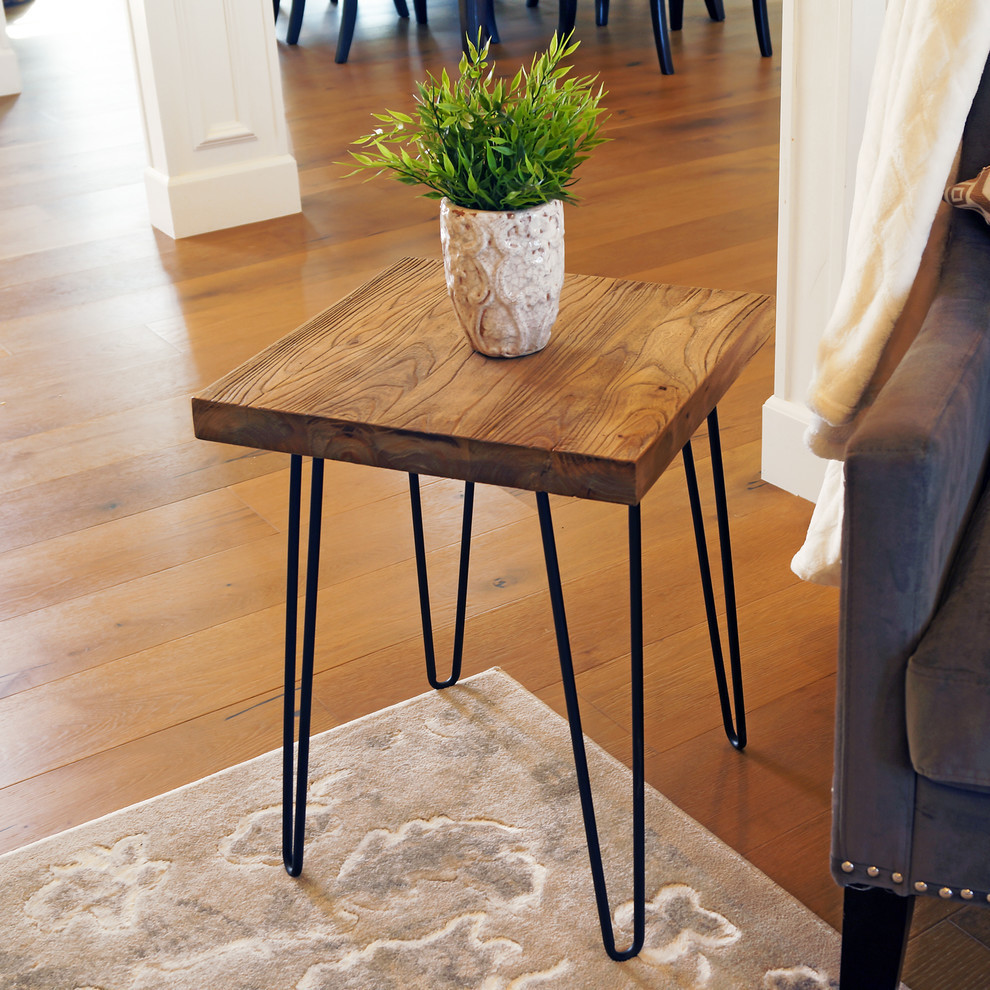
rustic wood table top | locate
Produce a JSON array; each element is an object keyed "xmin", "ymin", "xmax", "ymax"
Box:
[{"xmin": 192, "ymin": 257, "xmax": 774, "ymax": 505}]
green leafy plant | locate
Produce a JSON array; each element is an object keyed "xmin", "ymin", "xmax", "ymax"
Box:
[{"xmin": 346, "ymin": 34, "xmax": 608, "ymax": 211}]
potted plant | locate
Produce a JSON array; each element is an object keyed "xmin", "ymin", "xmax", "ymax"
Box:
[{"xmin": 347, "ymin": 34, "xmax": 608, "ymax": 357}]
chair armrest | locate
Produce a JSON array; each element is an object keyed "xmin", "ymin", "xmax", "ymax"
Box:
[{"xmin": 833, "ymin": 208, "xmax": 990, "ymax": 883}]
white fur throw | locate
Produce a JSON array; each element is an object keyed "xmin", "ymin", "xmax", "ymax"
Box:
[{"xmin": 792, "ymin": 0, "xmax": 990, "ymax": 585}]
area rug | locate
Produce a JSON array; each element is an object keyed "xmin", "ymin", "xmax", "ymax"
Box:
[{"xmin": 0, "ymin": 668, "xmax": 847, "ymax": 989}]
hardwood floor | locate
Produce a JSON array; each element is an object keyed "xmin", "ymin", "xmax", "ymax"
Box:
[{"xmin": 1, "ymin": 0, "xmax": 988, "ymax": 983}]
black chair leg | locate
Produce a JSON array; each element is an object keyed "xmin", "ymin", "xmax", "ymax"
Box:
[
  {"xmin": 703, "ymin": 0, "xmax": 724, "ymax": 21},
  {"xmin": 649, "ymin": 0, "xmax": 674, "ymax": 74},
  {"xmin": 411, "ymin": 0, "xmax": 427, "ymax": 23},
  {"xmin": 753, "ymin": 0, "xmax": 771, "ymax": 56},
  {"xmin": 335, "ymin": 0, "xmax": 358, "ymax": 61},
  {"xmin": 286, "ymin": 0, "xmax": 305, "ymax": 44},
  {"xmin": 669, "ymin": 0, "xmax": 683, "ymax": 31},
  {"xmin": 273, "ymin": 0, "xmax": 281, "ymax": 21},
  {"xmin": 557, "ymin": 0, "xmax": 577, "ymax": 39},
  {"xmin": 594, "ymin": 0, "xmax": 608, "ymax": 26},
  {"xmin": 483, "ymin": 0, "xmax": 500, "ymax": 44},
  {"xmin": 459, "ymin": 0, "xmax": 486, "ymax": 52},
  {"xmin": 840, "ymin": 887, "xmax": 914, "ymax": 990}
]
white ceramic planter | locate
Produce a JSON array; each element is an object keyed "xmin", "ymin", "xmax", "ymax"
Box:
[{"xmin": 439, "ymin": 198, "xmax": 565, "ymax": 358}]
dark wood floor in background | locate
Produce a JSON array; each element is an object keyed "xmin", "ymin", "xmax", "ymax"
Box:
[{"xmin": 1, "ymin": 0, "xmax": 987, "ymax": 983}]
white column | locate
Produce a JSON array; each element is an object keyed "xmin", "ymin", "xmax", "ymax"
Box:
[
  {"xmin": 125, "ymin": 0, "xmax": 301, "ymax": 239},
  {"xmin": 761, "ymin": 0, "xmax": 885, "ymax": 500},
  {"xmin": 0, "ymin": 3, "xmax": 22, "ymax": 96}
]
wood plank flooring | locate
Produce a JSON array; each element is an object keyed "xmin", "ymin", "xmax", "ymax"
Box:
[{"xmin": 2, "ymin": 0, "xmax": 988, "ymax": 983}]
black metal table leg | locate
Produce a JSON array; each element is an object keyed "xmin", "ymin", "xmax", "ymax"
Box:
[
  {"xmin": 409, "ymin": 474, "xmax": 475, "ymax": 690},
  {"xmin": 681, "ymin": 407, "xmax": 746, "ymax": 750},
  {"xmin": 282, "ymin": 455, "xmax": 325, "ymax": 877},
  {"xmin": 536, "ymin": 492, "xmax": 646, "ymax": 961}
]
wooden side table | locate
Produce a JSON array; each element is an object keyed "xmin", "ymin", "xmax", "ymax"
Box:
[{"xmin": 192, "ymin": 256, "xmax": 773, "ymax": 960}]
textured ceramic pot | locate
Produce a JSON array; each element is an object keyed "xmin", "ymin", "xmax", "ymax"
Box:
[{"xmin": 439, "ymin": 198, "xmax": 565, "ymax": 358}]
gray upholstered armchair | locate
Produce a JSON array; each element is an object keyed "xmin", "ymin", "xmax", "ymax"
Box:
[{"xmin": 832, "ymin": 54, "xmax": 990, "ymax": 988}]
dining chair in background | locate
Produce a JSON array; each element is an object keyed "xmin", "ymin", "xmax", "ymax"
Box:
[
  {"xmin": 276, "ymin": 0, "xmax": 770, "ymax": 70},
  {"xmin": 277, "ymin": 0, "xmax": 428, "ymax": 63},
  {"xmin": 590, "ymin": 0, "xmax": 772, "ymax": 74},
  {"xmin": 671, "ymin": 0, "xmax": 771, "ymax": 58}
]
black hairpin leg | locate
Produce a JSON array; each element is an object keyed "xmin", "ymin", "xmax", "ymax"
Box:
[
  {"xmin": 681, "ymin": 407, "xmax": 746, "ymax": 750},
  {"xmin": 283, "ymin": 455, "xmax": 325, "ymax": 877},
  {"xmin": 536, "ymin": 492, "xmax": 646, "ymax": 961},
  {"xmin": 409, "ymin": 474, "xmax": 475, "ymax": 690}
]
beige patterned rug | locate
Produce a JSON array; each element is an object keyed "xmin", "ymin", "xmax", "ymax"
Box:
[{"xmin": 0, "ymin": 668, "xmax": 845, "ymax": 989}]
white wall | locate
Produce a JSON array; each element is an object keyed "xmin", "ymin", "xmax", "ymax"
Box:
[{"xmin": 762, "ymin": 0, "xmax": 885, "ymax": 500}]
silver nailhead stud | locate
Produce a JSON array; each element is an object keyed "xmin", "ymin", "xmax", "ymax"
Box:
[
  {"xmin": 841, "ymin": 861, "xmax": 855, "ymax": 873},
  {"xmin": 892, "ymin": 873, "xmax": 904, "ymax": 884},
  {"xmin": 939, "ymin": 887, "xmax": 953, "ymax": 899},
  {"xmin": 961, "ymin": 889, "xmax": 974, "ymax": 900},
  {"xmin": 914, "ymin": 881, "xmax": 928, "ymax": 893},
  {"xmin": 867, "ymin": 866, "xmax": 880, "ymax": 877}
]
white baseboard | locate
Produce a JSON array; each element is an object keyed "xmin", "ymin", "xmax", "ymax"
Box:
[
  {"xmin": 761, "ymin": 395, "xmax": 827, "ymax": 502},
  {"xmin": 144, "ymin": 155, "xmax": 302, "ymax": 239}
]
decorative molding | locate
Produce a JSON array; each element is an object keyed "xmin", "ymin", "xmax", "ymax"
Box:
[
  {"xmin": 174, "ymin": 0, "xmax": 260, "ymax": 152},
  {"xmin": 197, "ymin": 122, "xmax": 257, "ymax": 150},
  {"xmin": 144, "ymin": 154, "xmax": 301, "ymax": 239},
  {"xmin": 125, "ymin": 0, "xmax": 300, "ymax": 238}
]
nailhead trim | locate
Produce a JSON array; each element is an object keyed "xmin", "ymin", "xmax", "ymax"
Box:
[{"xmin": 837, "ymin": 860, "xmax": 988, "ymax": 902}]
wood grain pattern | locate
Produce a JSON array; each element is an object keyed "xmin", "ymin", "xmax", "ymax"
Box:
[{"xmin": 193, "ymin": 257, "xmax": 773, "ymax": 504}]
